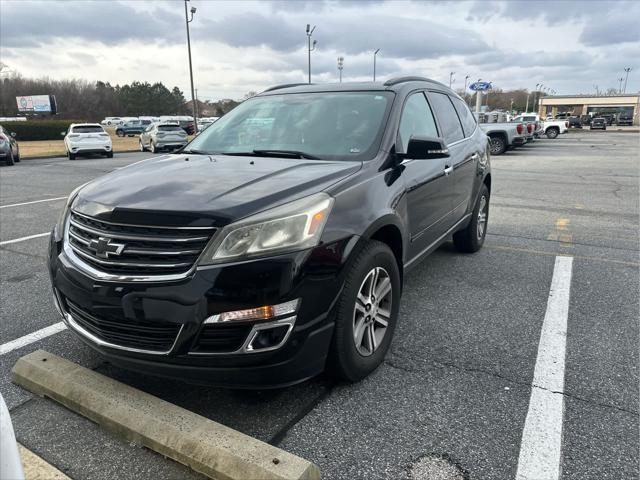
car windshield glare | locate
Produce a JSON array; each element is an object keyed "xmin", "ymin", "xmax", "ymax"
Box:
[
  {"xmin": 187, "ymin": 91, "xmax": 394, "ymax": 160},
  {"xmin": 72, "ymin": 126, "xmax": 104, "ymax": 133}
]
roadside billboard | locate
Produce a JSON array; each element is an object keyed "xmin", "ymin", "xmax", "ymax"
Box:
[{"xmin": 15, "ymin": 95, "xmax": 57, "ymax": 113}]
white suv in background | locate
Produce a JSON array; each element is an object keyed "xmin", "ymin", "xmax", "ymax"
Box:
[{"xmin": 62, "ymin": 123, "xmax": 113, "ymax": 160}]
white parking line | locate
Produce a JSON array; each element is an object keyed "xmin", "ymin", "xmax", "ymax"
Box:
[
  {"xmin": 0, "ymin": 232, "xmax": 50, "ymax": 246},
  {"xmin": 516, "ymin": 256, "xmax": 573, "ymax": 480},
  {"xmin": 0, "ymin": 197, "xmax": 66, "ymax": 209},
  {"xmin": 0, "ymin": 322, "xmax": 67, "ymax": 356}
]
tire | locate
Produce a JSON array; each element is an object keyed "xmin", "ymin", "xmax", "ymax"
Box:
[
  {"xmin": 453, "ymin": 184, "xmax": 490, "ymax": 253},
  {"xmin": 14, "ymin": 147, "xmax": 20, "ymax": 162},
  {"xmin": 546, "ymin": 127, "xmax": 559, "ymax": 139},
  {"xmin": 67, "ymin": 151, "xmax": 76, "ymax": 160},
  {"xmin": 328, "ymin": 240, "xmax": 401, "ymax": 382},
  {"xmin": 150, "ymin": 141, "xmax": 157, "ymax": 154},
  {"xmin": 106, "ymin": 151, "xmax": 113, "ymax": 158},
  {"xmin": 5, "ymin": 151, "xmax": 15, "ymax": 166},
  {"xmin": 488, "ymin": 135, "xmax": 506, "ymax": 155},
  {"xmin": 139, "ymin": 139, "xmax": 146, "ymax": 152},
  {"xmin": 116, "ymin": 130, "xmax": 125, "ymax": 137}
]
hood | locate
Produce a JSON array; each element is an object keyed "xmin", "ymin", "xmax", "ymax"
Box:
[{"xmin": 74, "ymin": 154, "xmax": 360, "ymax": 226}]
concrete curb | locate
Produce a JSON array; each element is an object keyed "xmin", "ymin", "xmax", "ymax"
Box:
[
  {"xmin": 19, "ymin": 444, "xmax": 71, "ymax": 480},
  {"xmin": 12, "ymin": 350, "xmax": 321, "ymax": 480},
  {"xmin": 21, "ymin": 149, "xmax": 140, "ymax": 161}
]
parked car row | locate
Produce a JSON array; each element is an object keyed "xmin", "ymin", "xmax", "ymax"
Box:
[{"xmin": 477, "ymin": 112, "xmax": 569, "ymax": 155}]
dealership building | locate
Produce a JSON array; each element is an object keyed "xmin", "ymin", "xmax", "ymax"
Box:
[{"xmin": 538, "ymin": 94, "xmax": 640, "ymax": 124}]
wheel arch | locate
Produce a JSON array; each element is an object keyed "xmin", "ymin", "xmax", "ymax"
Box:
[{"xmin": 358, "ymin": 216, "xmax": 406, "ymax": 285}]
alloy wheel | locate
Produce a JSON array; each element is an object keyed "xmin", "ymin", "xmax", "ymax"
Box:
[
  {"xmin": 353, "ymin": 266, "xmax": 392, "ymax": 357},
  {"xmin": 477, "ymin": 195, "xmax": 488, "ymax": 240}
]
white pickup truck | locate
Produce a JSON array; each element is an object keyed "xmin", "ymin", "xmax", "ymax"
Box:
[{"xmin": 513, "ymin": 113, "xmax": 568, "ymax": 139}]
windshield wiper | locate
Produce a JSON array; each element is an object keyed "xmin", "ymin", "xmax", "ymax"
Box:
[{"xmin": 251, "ymin": 149, "xmax": 320, "ymax": 160}]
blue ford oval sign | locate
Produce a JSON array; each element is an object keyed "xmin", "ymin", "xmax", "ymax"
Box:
[{"xmin": 469, "ymin": 82, "xmax": 492, "ymax": 92}]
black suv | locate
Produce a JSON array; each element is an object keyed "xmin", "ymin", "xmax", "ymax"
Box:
[{"xmin": 48, "ymin": 77, "xmax": 491, "ymax": 388}]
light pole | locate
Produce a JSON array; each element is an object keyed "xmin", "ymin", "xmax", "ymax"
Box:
[
  {"xmin": 623, "ymin": 67, "xmax": 632, "ymax": 93},
  {"xmin": 510, "ymin": 98, "xmax": 514, "ymax": 113},
  {"xmin": 337, "ymin": 56, "xmax": 344, "ymax": 83},
  {"xmin": 306, "ymin": 24, "xmax": 317, "ymax": 84},
  {"xmin": 184, "ymin": 0, "xmax": 198, "ymax": 133},
  {"xmin": 618, "ymin": 77, "xmax": 624, "ymax": 94},
  {"xmin": 449, "ymin": 71, "xmax": 455, "ymax": 88},
  {"xmin": 373, "ymin": 48, "xmax": 380, "ymax": 81},
  {"xmin": 464, "ymin": 75, "xmax": 470, "ymax": 103}
]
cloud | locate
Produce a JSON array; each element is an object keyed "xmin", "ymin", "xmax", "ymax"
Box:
[
  {"xmin": 579, "ymin": 13, "xmax": 640, "ymax": 46},
  {"xmin": 0, "ymin": 0, "xmax": 181, "ymax": 47},
  {"xmin": 196, "ymin": 12, "xmax": 489, "ymax": 60}
]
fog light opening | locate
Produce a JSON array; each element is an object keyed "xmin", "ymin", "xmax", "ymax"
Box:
[{"xmin": 246, "ymin": 324, "xmax": 291, "ymax": 352}]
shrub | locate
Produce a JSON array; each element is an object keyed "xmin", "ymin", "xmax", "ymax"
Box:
[{"xmin": 2, "ymin": 120, "xmax": 88, "ymax": 141}]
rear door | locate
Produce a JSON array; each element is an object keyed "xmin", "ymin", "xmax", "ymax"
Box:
[
  {"xmin": 426, "ymin": 92, "xmax": 474, "ymax": 222},
  {"xmin": 399, "ymin": 91, "xmax": 453, "ymax": 258}
]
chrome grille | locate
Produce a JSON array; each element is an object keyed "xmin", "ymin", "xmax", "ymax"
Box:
[{"xmin": 66, "ymin": 211, "xmax": 216, "ymax": 277}]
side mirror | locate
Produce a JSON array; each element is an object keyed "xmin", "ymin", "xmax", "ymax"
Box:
[
  {"xmin": 404, "ymin": 136, "xmax": 449, "ymax": 160},
  {"xmin": 60, "ymin": 131, "xmax": 66, "ymax": 136}
]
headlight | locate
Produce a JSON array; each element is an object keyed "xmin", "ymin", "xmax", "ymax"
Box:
[
  {"xmin": 53, "ymin": 183, "xmax": 88, "ymax": 241},
  {"xmin": 199, "ymin": 193, "xmax": 334, "ymax": 264}
]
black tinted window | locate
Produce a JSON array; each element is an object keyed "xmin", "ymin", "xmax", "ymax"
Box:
[
  {"xmin": 158, "ymin": 125, "xmax": 184, "ymax": 131},
  {"xmin": 451, "ymin": 97, "xmax": 477, "ymax": 137},
  {"xmin": 72, "ymin": 126, "xmax": 104, "ymax": 133},
  {"xmin": 428, "ymin": 92, "xmax": 464, "ymax": 144},
  {"xmin": 398, "ymin": 93, "xmax": 438, "ymax": 152}
]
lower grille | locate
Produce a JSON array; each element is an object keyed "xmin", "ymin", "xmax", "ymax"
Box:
[
  {"xmin": 65, "ymin": 299, "xmax": 182, "ymax": 353},
  {"xmin": 66, "ymin": 211, "xmax": 216, "ymax": 277},
  {"xmin": 191, "ymin": 324, "xmax": 252, "ymax": 353}
]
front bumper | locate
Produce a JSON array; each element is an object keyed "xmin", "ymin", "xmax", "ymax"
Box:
[{"xmin": 48, "ymin": 233, "xmax": 355, "ymax": 387}]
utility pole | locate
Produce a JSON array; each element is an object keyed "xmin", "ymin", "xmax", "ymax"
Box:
[
  {"xmin": 623, "ymin": 67, "xmax": 632, "ymax": 93},
  {"xmin": 449, "ymin": 71, "xmax": 455, "ymax": 88},
  {"xmin": 618, "ymin": 77, "xmax": 624, "ymax": 94},
  {"xmin": 306, "ymin": 24, "xmax": 317, "ymax": 84},
  {"xmin": 373, "ymin": 49, "xmax": 380, "ymax": 81},
  {"xmin": 337, "ymin": 56, "xmax": 344, "ymax": 83},
  {"xmin": 184, "ymin": 0, "xmax": 198, "ymax": 133}
]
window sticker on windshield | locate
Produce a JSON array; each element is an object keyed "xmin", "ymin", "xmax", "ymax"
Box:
[
  {"xmin": 350, "ymin": 147, "xmax": 361, "ymax": 153},
  {"xmin": 374, "ymin": 96, "xmax": 385, "ymax": 101}
]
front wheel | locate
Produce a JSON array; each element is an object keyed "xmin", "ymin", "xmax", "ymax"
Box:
[
  {"xmin": 139, "ymin": 139, "xmax": 146, "ymax": 152},
  {"xmin": 546, "ymin": 127, "xmax": 559, "ymax": 139},
  {"xmin": 453, "ymin": 184, "xmax": 490, "ymax": 253},
  {"xmin": 67, "ymin": 151, "xmax": 76, "ymax": 160},
  {"xmin": 328, "ymin": 240, "xmax": 401, "ymax": 382},
  {"xmin": 5, "ymin": 151, "xmax": 15, "ymax": 166},
  {"xmin": 150, "ymin": 142, "xmax": 157, "ymax": 154},
  {"xmin": 488, "ymin": 135, "xmax": 506, "ymax": 155},
  {"xmin": 116, "ymin": 130, "xmax": 124, "ymax": 137}
]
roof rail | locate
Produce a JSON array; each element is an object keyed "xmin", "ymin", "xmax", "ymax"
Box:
[
  {"xmin": 383, "ymin": 76, "xmax": 442, "ymax": 87},
  {"xmin": 262, "ymin": 83, "xmax": 312, "ymax": 93}
]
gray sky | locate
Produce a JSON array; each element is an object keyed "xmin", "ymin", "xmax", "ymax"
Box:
[{"xmin": 1, "ymin": 0, "xmax": 638, "ymax": 101}]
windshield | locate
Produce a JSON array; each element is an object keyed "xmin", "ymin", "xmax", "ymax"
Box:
[
  {"xmin": 187, "ymin": 91, "xmax": 394, "ymax": 160},
  {"xmin": 72, "ymin": 126, "xmax": 104, "ymax": 133}
]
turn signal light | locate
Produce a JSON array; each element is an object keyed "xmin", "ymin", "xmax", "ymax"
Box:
[{"xmin": 204, "ymin": 299, "xmax": 300, "ymax": 324}]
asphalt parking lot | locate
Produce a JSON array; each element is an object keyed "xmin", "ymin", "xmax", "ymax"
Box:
[{"xmin": 1, "ymin": 131, "xmax": 638, "ymax": 479}]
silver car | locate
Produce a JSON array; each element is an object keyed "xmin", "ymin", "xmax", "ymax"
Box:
[{"xmin": 139, "ymin": 123, "xmax": 188, "ymax": 153}]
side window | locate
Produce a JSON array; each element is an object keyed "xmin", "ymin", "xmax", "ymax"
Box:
[
  {"xmin": 451, "ymin": 97, "xmax": 477, "ymax": 137},
  {"xmin": 428, "ymin": 92, "xmax": 464, "ymax": 144},
  {"xmin": 398, "ymin": 92, "xmax": 438, "ymax": 152}
]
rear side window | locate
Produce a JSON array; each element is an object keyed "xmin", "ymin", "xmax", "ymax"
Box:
[
  {"xmin": 158, "ymin": 125, "xmax": 183, "ymax": 131},
  {"xmin": 451, "ymin": 97, "xmax": 477, "ymax": 137},
  {"xmin": 428, "ymin": 92, "xmax": 464, "ymax": 144},
  {"xmin": 72, "ymin": 126, "xmax": 104, "ymax": 133},
  {"xmin": 398, "ymin": 92, "xmax": 438, "ymax": 152}
]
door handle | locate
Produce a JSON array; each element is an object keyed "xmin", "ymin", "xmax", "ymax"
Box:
[{"xmin": 444, "ymin": 165, "xmax": 453, "ymax": 176}]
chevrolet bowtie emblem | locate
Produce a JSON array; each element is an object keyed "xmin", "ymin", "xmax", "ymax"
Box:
[{"xmin": 89, "ymin": 236, "xmax": 125, "ymax": 259}]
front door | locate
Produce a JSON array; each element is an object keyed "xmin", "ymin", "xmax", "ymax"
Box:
[{"xmin": 400, "ymin": 92, "xmax": 454, "ymax": 259}]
